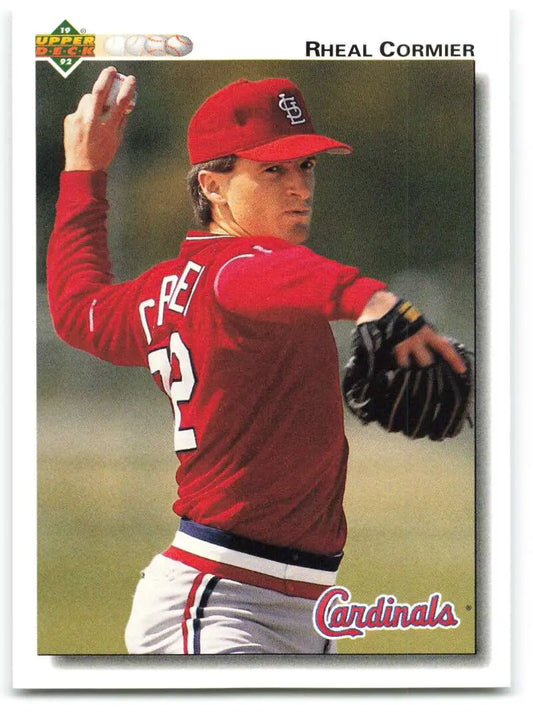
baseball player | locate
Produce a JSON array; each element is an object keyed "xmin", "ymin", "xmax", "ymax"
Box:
[{"xmin": 47, "ymin": 67, "xmax": 467, "ymax": 654}]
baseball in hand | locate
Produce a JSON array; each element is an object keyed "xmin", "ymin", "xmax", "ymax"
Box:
[{"xmin": 104, "ymin": 73, "xmax": 137, "ymax": 115}]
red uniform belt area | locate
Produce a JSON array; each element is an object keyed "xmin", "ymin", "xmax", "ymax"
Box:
[{"xmin": 163, "ymin": 518, "xmax": 343, "ymax": 600}]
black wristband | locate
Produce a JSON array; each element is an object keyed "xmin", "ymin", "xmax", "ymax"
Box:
[{"xmin": 383, "ymin": 299, "xmax": 427, "ymax": 347}]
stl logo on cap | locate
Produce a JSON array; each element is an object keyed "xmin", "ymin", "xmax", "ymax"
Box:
[
  {"xmin": 278, "ymin": 93, "xmax": 307, "ymax": 126},
  {"xmin": 187, "ymin": 77, "xmax": 352, "ymax": 164}
]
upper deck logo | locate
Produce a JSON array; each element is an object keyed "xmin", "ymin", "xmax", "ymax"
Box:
[
  {"xmin": 36, "ymin": 20, "xmax": 95, "ymax": 77},
  {"xmin": 278, "ymin": 93, "xmax": 306, "ymax": 126}
]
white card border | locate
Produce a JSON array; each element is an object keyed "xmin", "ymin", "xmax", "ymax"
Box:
[{"xmin": 10, "ymin": 1, "xmax": 515, "ymax": 691}]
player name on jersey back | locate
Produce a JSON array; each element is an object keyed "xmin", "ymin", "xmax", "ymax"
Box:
[{"xmin": 138, "ymin": 260, "xmax": 205, "ymax": 345}]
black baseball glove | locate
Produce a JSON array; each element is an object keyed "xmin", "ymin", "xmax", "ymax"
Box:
[{"xmin": 342, "ymin": 300, "xmax": 473, "ymax": 440}]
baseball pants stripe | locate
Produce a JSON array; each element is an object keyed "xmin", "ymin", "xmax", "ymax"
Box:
[
  {"xmin": 192, "ymin": 575, "xmax": 220, "ymax": 654},
  {"xmin": 182, "ymin": 572, "xmax": 220, "ymax": 654}
]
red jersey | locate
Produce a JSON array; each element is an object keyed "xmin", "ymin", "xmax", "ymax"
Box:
[{"xmin": 47, "ymin": 171, "xmax": 387, "ymax": 555}]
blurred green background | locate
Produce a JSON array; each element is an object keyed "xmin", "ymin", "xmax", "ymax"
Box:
[{"xmin": 36, "ymin": 59, "xmax": 475, "ymax": 655}]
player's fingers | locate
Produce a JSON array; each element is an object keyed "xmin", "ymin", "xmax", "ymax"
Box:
[
  {"xmin": 429, "ymin": 335, "xmax": 467, "ymax": 374},
  {"xmin": 411, "ymin": 343, "xmax": 434, "ymax": 368},
  {"xmin": 395, "ymin": 326, "xmax": 436, "ymax": 368},
  {"xmin": 91, "ymin": 66, "xmax": 118, "ymax": 114},
  {"xmin": 395, "ymin": 339, "xmax": 434, "ymax": 368},
  {"xmin": 92, "ymin": 66, "xmax": 117, "ymax": 96},
  {"xmin": 75, "ymin": 93, "xmax": 94, "ymax": 113},
  {"xmin": 65, "ymin": 94, "xmax": 94, "ymax": 128},
  {"xmin": 116, "ymin": 75, "xmax": 136, "ymax": 106},
  {"xmin": 113, "ymin": 75, "xmax": 137, "ymax": 118},
  {"xmin": 394, "ymin": 340, "xmax": 412, "ymax": 368}
]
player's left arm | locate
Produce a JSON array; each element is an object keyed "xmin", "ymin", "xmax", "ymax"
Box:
[
  {"xmin": 214, "ymin": 243, "xmax": 464, "ymax": 375},
  {"xmin": 214, "ymin": 242, "xmax": 387, "ymax": 321}
]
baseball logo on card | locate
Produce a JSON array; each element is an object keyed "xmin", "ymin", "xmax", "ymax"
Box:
[{"xmin": 313, "ymin": 587, "xmax": 461, "ymax": 639}]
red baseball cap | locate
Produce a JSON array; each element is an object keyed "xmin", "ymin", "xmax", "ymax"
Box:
[{"xmin": 187, "ymin": 78, "xmax": 353, "ymax": 164}]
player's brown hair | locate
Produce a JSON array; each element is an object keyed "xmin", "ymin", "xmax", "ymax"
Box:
[{"xmin": 187, "ymin": 155, "xmax": 237, "ymax": 226}]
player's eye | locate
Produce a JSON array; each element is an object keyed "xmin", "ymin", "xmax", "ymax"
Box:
[
  {"xmin": 264, "ymin": 165, "xmax": 281, "ymax": 173},
  {"xmin": 301, "ymin": 157, "xmax": 317, "ymax": 171}
]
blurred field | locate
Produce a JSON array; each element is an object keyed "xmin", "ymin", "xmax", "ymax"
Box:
[{"xmin": 37, "ymin": 325, "xmax": 475, "ymax": 655}]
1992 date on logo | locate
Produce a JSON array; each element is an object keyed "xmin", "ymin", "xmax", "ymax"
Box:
[
  {"xmin": 313, "ymin": 587, "xmax": 460, "ymax": 639},
  {"xmin": 36, "ymin": 20, "xmax": 95, "ymax": 77}
]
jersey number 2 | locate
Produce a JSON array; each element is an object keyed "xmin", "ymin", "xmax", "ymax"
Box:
[{"xmin": 148, "ymin": 332, "xmax": 197, "ymax": 452}]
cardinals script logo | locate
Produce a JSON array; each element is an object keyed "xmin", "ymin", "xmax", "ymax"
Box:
[{"xmin": 313, "ymin": 587, "xmax": 461, "ymax": 639}]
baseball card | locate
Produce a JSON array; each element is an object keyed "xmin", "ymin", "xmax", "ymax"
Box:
[{"xmin": 10, "ymin": 1, "xmax": 518, "ymax": 696}]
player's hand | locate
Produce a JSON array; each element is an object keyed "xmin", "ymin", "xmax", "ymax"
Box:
[
  {"xmin": 63, "ymin": 66, "xmax": 136, "ymax": 172},
  {"xmin": 394, "ymin": 324, "xmax": 467, "ymax": 374},
  {"xmin": 357, "ymin": 291, "xmax": 467, "ymax": 375}
]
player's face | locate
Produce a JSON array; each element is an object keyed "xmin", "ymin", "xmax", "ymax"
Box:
[{"xmin": 214, "ymin": 156, "xmax": 316, "ymax": 244}]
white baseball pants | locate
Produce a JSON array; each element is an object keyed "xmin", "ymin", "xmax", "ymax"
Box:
[
  {"xmin": 125, "ymin": 553, "xmax": 336, "ymax": 654},
  {"xmin": 124, "ymin": 518, "xmax": 341, "ymax": 654}
]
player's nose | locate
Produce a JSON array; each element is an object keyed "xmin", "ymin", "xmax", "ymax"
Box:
[{"xmin": 286, "ymin": 168, "xmax": 313, "ymax": 201}]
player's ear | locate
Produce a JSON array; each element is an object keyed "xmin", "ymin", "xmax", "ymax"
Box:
[{"xmin": 198, "ymin": 170, "xmax": 227, "ymax": 205}]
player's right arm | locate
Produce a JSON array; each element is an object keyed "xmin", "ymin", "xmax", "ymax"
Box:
[
  {"xmin": 48, "ymin": 67, "xmax": 147, "ymax": 366},
  {"xmin": 63, "ymin": 65, "xmax": 135, "ymax": 173}
]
